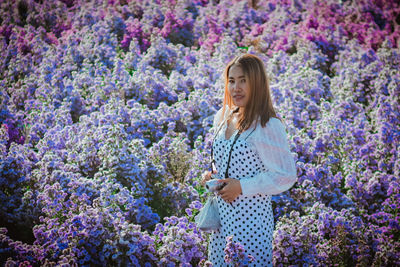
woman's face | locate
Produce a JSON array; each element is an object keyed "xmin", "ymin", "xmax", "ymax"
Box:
[{"xmin": 228, "ymin": 64, "xmax": 250, "ymax": 108}]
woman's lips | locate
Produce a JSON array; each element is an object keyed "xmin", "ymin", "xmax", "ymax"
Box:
[{"xmin": 234, "ymin": 95, "xmax": 244, "ymax": 101}]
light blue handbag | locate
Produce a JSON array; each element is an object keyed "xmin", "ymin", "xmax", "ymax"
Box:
[{"xmin": 195, "ymin": 195, "xmax": 221, "ymax": 231}]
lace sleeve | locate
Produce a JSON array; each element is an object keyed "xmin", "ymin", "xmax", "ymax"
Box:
[
  {"xmin": 213, "ymin": 107, "xmax": 224, "ymax": 129},
  {"xmin": 240, "ymin": 118, "xmax": 297, "ymax": 196},
  {"xmin": 212, "ymin": 105, "xmax": 231, "ymax": 131}
]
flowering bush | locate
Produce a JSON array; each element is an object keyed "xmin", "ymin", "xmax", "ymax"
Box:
[
  {"xmin": 1, "ymin": 0, "xmax": 399, "ymax": 265},
  {"xmin": 153, "ymin": 204, "xmax": 207, "ymax": 266},
  {"xmin": 224, "ymin": 235, "xmax": 255, "ymax": 267},
  {"xmin": 273, "ymin": 203, "xmax": 376, "ymax": 266}
]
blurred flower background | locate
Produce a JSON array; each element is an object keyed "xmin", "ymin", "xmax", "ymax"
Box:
[{"xmin": 0, "ymin": 0, "xmax": 399, "ymax": 265}]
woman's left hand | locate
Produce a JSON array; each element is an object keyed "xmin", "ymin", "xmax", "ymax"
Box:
[{"xmin": 217, "ymin": 178, "xmax": 242, "ymax": 204}]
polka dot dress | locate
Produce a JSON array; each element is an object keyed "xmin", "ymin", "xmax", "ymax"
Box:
[{"xmin": 208, "ymin": 125, "xmax": 274, "ymax": 267}]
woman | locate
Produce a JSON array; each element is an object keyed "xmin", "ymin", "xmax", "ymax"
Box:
[{"xmin": 201, "ymin": 54, "xmax": 297, "ymax": 266}]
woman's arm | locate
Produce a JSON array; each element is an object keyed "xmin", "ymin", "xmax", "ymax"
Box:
[
  {"xmin": 240, "ymin": 118, "xmax": 297, "ymax": 196},
  {"xmin": 213, "ymin": 107, "xmax": 224, "ymax": 129},
  {"xmin": 201, "ymin": 106, "xmax": 230, "ymax": 187}
]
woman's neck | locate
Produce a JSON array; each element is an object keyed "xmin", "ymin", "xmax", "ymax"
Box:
[{"xmin": 232, "ymin": 106, "xmax": 242, "ymax": 114}]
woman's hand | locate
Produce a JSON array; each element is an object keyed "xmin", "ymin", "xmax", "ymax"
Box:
[
  {"xmin": 217, "ymin": 178, "xmax": 242, "ymax": 204},
  {"xmin": 200, "ymin": 170, "xmax": 217, "ymax": 187}
]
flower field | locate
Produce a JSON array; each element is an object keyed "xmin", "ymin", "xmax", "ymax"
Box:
[{"xmin": 0, "ymin": 0, "xmax": 399, "ymax": 265}]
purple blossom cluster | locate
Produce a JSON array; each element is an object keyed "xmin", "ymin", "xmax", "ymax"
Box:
[
  {"xmin": 224, "ymin": 235, "xmax": 255, "ymax": 267},
  {"xmin": 153, "ymin": 206, "xmax": 207, "ymax": 266},
  {"xmin": 1, "ymin": 0, "xmax": 399, "ymax": 265}
]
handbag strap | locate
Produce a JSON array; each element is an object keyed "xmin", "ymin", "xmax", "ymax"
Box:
[{"xmin": 224, "ymin": 131, "xmax": 241, "ymax": 178}]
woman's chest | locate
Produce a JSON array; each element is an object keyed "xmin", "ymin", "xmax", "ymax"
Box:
[{"xmin": 212, "ymin": 139, "xmax": 265, "ymax": 176}]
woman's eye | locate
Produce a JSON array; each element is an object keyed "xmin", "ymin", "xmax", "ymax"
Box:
[{"xmin": 241, "ymin": 79, "xmax": 246, "ymax": 83}]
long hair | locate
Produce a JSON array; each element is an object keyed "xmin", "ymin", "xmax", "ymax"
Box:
[{"xmin": 222, "ymin": 54, "xmax": 278, "ymax": 132}]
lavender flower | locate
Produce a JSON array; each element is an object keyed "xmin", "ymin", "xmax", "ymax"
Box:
[{"xmin": 224, "ymin": 235, "xmax": 255, "ymax": 267}]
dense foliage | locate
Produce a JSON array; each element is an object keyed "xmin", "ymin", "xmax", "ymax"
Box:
[{"xmin": 1, "ymin": 0, "xmax": 399, "ymax": 266}]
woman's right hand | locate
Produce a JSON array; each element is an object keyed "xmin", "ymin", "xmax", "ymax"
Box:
[{"xmin": 200, "ymin": 170, "xmax": 217, "ymax": 187}]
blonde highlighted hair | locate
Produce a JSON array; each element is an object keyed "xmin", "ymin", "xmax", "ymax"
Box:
[{"xmin": 222, "ymin": 54, "xmax": 278, "ymax": 132}]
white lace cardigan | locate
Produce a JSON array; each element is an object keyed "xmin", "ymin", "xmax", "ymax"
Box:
[{"xmin": 212, "ymin": 106, "xmax": 297, "ymax": 196}]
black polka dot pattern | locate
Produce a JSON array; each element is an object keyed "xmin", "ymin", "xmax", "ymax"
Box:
[{"xmin": 208, "ymin": 126, "xmax": 273, "ymax": 267}]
